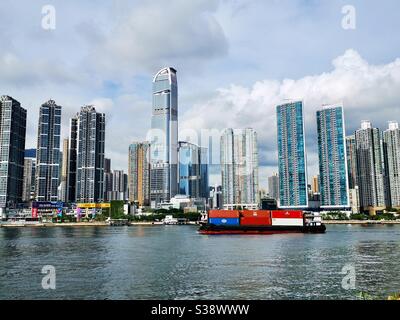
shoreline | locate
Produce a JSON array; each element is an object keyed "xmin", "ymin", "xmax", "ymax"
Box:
[
  {"xmin": 323, "ymin": 220, "xmax": 400, "ymax": 224},
  {"xmin": 0, "ymin": 221, "xmax": 199, "ymax": 228}
]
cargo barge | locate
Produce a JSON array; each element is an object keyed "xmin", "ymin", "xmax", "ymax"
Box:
[{"xmin": 199, "ymin": 210, "xmax": 326, "ymax": 235}]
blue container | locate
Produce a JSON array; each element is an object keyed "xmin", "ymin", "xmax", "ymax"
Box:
[{"xmin": 208, "ymin": 218, "xmax": 240, "ymax": 226}]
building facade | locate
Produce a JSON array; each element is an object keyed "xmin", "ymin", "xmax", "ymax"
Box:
[
  {"xmin": 0, "ymin": 96, "xmax": 27, "ymax": 208},
  {"xmin": 383, "ymin": 121, "xmax": 400, "ymax": 208},
  {"xmin": 199, "ymin": 146, "xmax": 209, "ymax": 199},
  {"xmin": 103, "ymin": 158, "xmax": 112, "ymax": 202},
  {"xmin": 355, "ymin": 121, "xmax": 385, "ymax": 214},
  {"xmin": 316, "ymin": 105, "xmax": 349, "ymax": 208},
  {"xmin": 268, "ymin": 173, "xmax": 279, "ymax": 201},
  {"xmin": 209, "ymin": 185, "xmax": 222, "ymax": 209},
  {"xmin": 59, "ymin": 138, "xmax": 69, "ymax": 202},
  {"xmin": 311, "ymin": 175, "xmax": 320, "ymax": 195},
  {"xmin": 220, "ymin": 128, "xmax": 259, "ymax": 207},
  {"xmin": 67, "ymin": 117, "xmax": 78, "ymax": 203},
  {"xmin": 178, "ymin": 141, "xmax": 209, "ymax": 199},
  {"xmin": 22, "ymin": 150, "xmax": 36, "ymax": 202},
  {"xmin": 108, "ymin": 170, "xmax": 128, "ymax": 201},
  {"xmin": 346, "ymin": 135, "xmax": 358, "ymax": 190},
  {"xmin": 74, "ymin": 106, "xmax": 105, "ymax": 203},
  {"xmin": 276, "ymin": 101, "xmax": 308, "ymax": 208},
  {"xmin": 149, "ymin": 67, "xmax": 178, "ymax": 206},
  {"xmin": 35, "ymin": 100, "xmax": 61, "ymax": 202},
  {"xmin": 128, "ymin": 142, "xmax": 150, "ymax": 206}
]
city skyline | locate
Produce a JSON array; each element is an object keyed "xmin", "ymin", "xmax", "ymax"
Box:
[
  {"xmin": 1, "ymin": 1, "xmax": 400, "ymax": 191},
  {"xmin": 1, "ymin": 85, "xmax": 398, "ymax": 198}
]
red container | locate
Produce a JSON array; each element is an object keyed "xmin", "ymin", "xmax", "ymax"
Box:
[
  {"xmin": 240, "ymin": 216, "xmax": 272, "ymax": 226},
  {"xmin": 208, "ymin": 210, "xmax": 240, "ymax": 218},
  {"xmin": 271, "ymin": 210, "xmax": 303, "ymax": 219},
  {"xmin": 241, "ymin": 210, "xmax": 271, "ymax": 218}
]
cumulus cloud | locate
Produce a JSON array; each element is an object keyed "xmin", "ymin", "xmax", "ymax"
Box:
[{"xmin": 180, "ymin": 49, "xmax": 400, "ymax": 187}]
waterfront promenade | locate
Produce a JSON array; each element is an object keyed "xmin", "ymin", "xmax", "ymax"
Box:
[{"xmin": 0, "ymin": 221, "xmax": 200, "ymax": 228}]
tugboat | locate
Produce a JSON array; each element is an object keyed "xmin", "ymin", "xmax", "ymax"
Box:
[{"xmin": 198, "ymin": 210, "xmax": 326, "ymax": 235}]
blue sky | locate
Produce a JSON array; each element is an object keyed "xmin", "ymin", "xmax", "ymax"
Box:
[{"xmin": 1, "ymin": 0, "xmax": 400, "ymax": 190}]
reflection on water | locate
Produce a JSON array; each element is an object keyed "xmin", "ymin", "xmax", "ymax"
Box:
[{"xmin": 0, "ymin": 225, "xmax": 399, "ymax": 300}]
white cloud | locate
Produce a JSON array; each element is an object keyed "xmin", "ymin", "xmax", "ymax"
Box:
[{"xmin": 85, "ymin": 0, "xmax": 228, "ymax": 75}]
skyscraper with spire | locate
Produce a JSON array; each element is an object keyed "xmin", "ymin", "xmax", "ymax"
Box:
[{"xmin": 149, "ymin": 67, "xmax": 178, "ymax": 206}]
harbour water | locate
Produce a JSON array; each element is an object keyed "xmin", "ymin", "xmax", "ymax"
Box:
[{"xmin": 0, "ymin": 224, "xmax": 399, "ymax": 300}]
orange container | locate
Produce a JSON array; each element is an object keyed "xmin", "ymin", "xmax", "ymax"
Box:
[
  {"xmin": 208, "ymin": 210, "xmax": 240, "ymax": 218},
  {"xmin": 271, "ymin": 210, "xmax": 303, "ymax": 219}
]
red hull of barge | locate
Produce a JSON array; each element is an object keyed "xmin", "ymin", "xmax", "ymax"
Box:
[
  {"xmin": 199, "ymin": 229, "xmax": 303, "ymax": 235},
  {"xmin": 198, "ymin": 224, "xmax": 326, "ymax": 235}
]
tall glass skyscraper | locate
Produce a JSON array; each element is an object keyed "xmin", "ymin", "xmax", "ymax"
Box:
[
  {"xmin": 220, "ymin": 128, "xmax": 259, "ymax": 207},
  {"xmin": 0, "ymin": 96, "xmax": 27, "ymax": 208},
  {"xmin": 199, "ymin": 146, "xmax": 209, "ymax": 199},
  {"xmin": 73, "ymin": 106, "xmax": 105, "ymax": 203},
  {"xmin": 276, "ymin": 101, "xmax": 308, "ymax": 208},
  {"xmin": 383, "ymin": 121, "xmax": 400, "ymax": 208},
  {"xmin": 355, "ymin": 121, "xmax": 385, "ymax": 213},
  {"xmin": 178, "ymin": 142, "xmax": 209, "ymax": 199},
  {"xmin": 316, "ymin": 105, "xmax": 349, "ymax": 208},
  {"xmin": 150, "ymin": 67, "xmax": 178, "ymax": 206},
  {"xmin": 36, "ymin": 100, "xmax": 62, "ymax": 202}
]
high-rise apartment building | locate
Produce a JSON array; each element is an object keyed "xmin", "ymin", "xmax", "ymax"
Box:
[
  {"xmin": 150, "ymin": 67, "xmax": 178, "ymax": 206},
  {"xmin": 220, "ymin": 128, "xmax": 259, "ymax": 207},
  {"xmin": 346, "ymin": 135, "xmax": 358, "ymax": 189},
  {"xmin": 276, "ymin": 101, "xmax": 308, "ymax": 208},
  {"xmin": 355, "ymin": 120, "xmax": 385, "ymax": 214},
  {"xmin": 383, "ymin": 121, "xmax": 400, "ymax": 208},
  {"xmin": 316, "ymin": 105, "xmax": 349, "ymax": 208},
  {"xmin": 74, "ymin": 106, "xmax": 105, "ymax": 203},
  {"xmin": 268, "ymin": 173, "xmax": 279, "ymax": 201},
  {"xmin": 59, "ymin": 138, "xmax": 69, "ymax": 202},
  {"xmin": 128, "ymin": 142, "xmax": 150, "ymax": 206},
  {"xmin": 35, "ymin": 100, "xmax": 61, "ymax": 202},
  {"xmin": 22, "ymin": 150, "xmax": 36, "ymax": 202},
  {"xmin": 0, "ymin": 96, "xmax": 27, "ymax": 208},
  {"xmin": 67, "ymin": 117, "xmax": 78, "ymax": 203},
  {"xmin": 103, "ymin": 158, "xmax": 112, "ymax": 202},
  {"xmin": 109, "ymin": 170, "xmax": 128, "ymax": 201}
]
